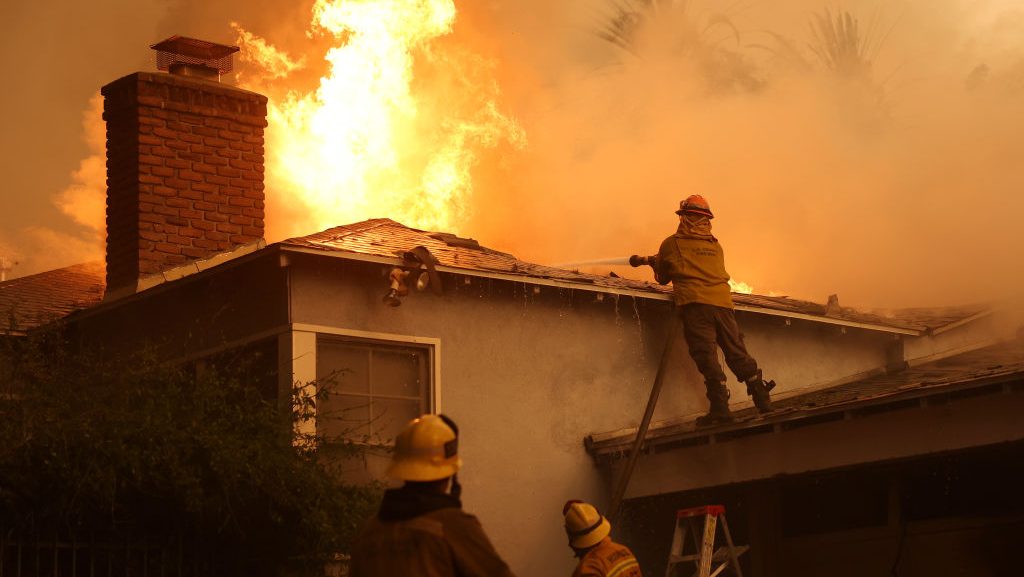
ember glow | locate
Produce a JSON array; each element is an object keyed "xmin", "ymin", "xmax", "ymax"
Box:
[{"xmin": 234, "ymin": 0, "xmax": 524, "ymax": 240}]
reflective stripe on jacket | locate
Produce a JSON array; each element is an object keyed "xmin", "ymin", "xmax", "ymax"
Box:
[
  {"xmin": 656, "ymin": 233, "xmax": 733, "ymax": 309},
  {"xmin": 350, "ymin": 504, "xmax": 515, "ymax": 577},
  {"xmin": 572, "ymin": 537, "xmax": 643, "ymax": 577}
]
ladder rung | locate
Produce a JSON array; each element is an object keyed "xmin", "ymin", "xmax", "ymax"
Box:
[
  {"xmin": 706, "ymin": 545, "xmax": 750, "ymax": 562},
  {"xmin": 668, "ymin": 545, "xmax": 749, "ymax": 566},
  {"xmin": 720, "ymin": 545, "xmax": 749, "ymax": 557},
  {"xmin": 666, "ymin": 508, "xmax": 748, "ymax": 577}
]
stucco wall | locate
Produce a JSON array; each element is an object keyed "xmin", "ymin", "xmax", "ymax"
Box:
[
  {"xmin": 286, "ymin": 254, "xmax": 898, "ymax": 577},
  {"xmin": 730, "ymin": 311, "xmax": 888, "ymax": 406}
]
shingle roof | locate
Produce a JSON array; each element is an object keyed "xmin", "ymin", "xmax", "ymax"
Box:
[
  {"xmin": 585, "ymin": 337, "xmax": 1024, "ymax": 459},
  {"xmin": 0, "ymin": 261, "xmax": 105, "ymax": 334},
  {"xmin": 281, "ymin": 218, "xmax": 988, "ymax": 334},
  {"xmin": 1, "ymin": 219, "xmax": 989, "ymax": 337}
]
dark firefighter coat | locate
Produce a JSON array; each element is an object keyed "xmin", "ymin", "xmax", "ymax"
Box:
[
  {"xmin": 572, "ymin": 537, "xmax": 642, "ymax": 577},
  {"xmin": 655, "ymin": 233, "xmax": 734, "ymax": 309},
  {"xmin": 349, "ymin": 486, "xmax": 515, "ymax": 577}
]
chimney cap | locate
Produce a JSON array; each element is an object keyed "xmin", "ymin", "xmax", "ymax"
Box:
[{"xmin": 150, "ymin": 35, "xmax": 239, "ymax": 74}]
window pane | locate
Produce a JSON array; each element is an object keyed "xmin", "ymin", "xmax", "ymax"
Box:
[
  {"xmin": 318, "ymin": 341, "xmax": 369, "ymax": 394},
  {"xmin": 371, "ymin": 398, "xmax": 421, "ymax": 442},
  {"xmin": 320, "ymin": 393, "xmax": 371, "ymax": 441},
  {"xmin": 372, "ymin": 348, "xmax": 423, "ymax": 398},
  {"xmin": 315, "ymin": 336, "xmax": 431, "ymax": 446}
]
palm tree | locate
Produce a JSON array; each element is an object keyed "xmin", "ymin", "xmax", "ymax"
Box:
[
  {"xmin": 807, "ymin": 7, "xmax": 891, "ymax": 81},
  {"xmin": 597, "ymin": 0, "xmax": 763, "ymax": 93}
]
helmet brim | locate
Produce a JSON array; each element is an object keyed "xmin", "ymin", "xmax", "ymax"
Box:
[
  {"xmin": 569, "ymin": 517, "xmax": 611, "ymax": 549},
  {"xmin": 386, "ymin": 457, "xmax": 462, "ymax": 482}
]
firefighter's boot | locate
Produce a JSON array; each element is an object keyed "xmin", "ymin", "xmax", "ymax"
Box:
[
  {"xmin": 696, "ymin": 382, "xmax": 734, "ymax": 427},
  {"xmin": 745, "ymin": 370, "xmax": 775, "ymax": 414}
]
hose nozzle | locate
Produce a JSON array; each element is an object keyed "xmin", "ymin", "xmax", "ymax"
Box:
[{"xmin": 629, "ymin": 254, "xmax": 658, "ymax": 268}]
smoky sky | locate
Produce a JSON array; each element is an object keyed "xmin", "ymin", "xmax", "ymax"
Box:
[
  {"xmin": 0, "ymin": 0, "xmax": 313, "ymax": 272},
  {"xmin": 1, "ymin": 0, "xmax": 1022, "ymax": 310},
  {"xmin": 462, "ymin": 0, "xmax": 1024, "ymax": 309}
]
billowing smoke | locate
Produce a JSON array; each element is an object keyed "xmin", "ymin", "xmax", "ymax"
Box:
[
  {"xmin": 0, "ymin": 94, "xmax": 107, "ymax": 273},
  {"xmin": 5, "ymin": 0, "xmax": 1023, "ymax": 312},
  {"xmin": 54, "ymin": 94, "xmax": 107, "ymax": 238},
  {"xmin": 460, "ymin": 0, "xmax": 1024, "ymax": 309}
]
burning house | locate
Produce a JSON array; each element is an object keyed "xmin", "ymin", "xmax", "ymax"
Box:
[{"xmin": 2, "ymin": 36, "xmax": 1023, "ymax": 577}]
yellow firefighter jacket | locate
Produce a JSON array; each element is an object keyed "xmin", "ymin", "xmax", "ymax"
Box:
[
  {"xmin": 655, "ymin": 232, "xmax": 734, "ymax": 309},
  {"xmin": 349, "ymin": 487, "xmax": 515, "ymax": 577},
  {"xmin": 572, "ymin": 537, "xmax": 643, "ymax": 577}
]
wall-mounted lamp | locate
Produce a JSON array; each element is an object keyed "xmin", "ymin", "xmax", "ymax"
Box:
[
  {"xmin": 383, "ymin": 267, "xmax": 411, "ymax": 307},
  {"xmin": 382, "ymin": 268, "xmax": 434, "ymax": 307},
  {"xmin": 382, "ymin": 246, "xmax": 444, "ymax": 307}
]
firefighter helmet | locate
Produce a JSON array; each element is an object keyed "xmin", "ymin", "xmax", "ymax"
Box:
[
  {"xmin": 563, "ymin": 500, "xmax": 611, "ymax": 549},
  {"xmin": 387, "ymin": 414, "xmax": 462, "ymax": 481},
  {"xmin": 676, "ymin": 194, "xmax": 714, "ymax": 218}
]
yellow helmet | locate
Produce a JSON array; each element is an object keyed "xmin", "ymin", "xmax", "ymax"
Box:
[
  {"xmin": 387, "ymin": 414, "xmax": 462, "ymax": 481},
  {"xmin": 563, "ymin": 500, "xmax": 611, "ymax": 549}
]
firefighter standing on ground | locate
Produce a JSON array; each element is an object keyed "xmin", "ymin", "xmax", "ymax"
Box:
[
  {"xmin": 562, "ymin": 500, "xmax": 642, "ymax": 577},
  {"xmin": 634, "ymin": 195, "xmax": 775, "ymax": 425},
  {"xmin": 349, "ymin": 414, "xmax": 516, "ymax": 577}
]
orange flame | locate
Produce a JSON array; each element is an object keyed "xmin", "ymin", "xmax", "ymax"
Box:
[
  {"xmin": 729, "ymin": 279, "xmax": 754, "ymax": 294},
  {"xmin": 234, "ymin": 0, "xmax": 525, "ymax": 241}
]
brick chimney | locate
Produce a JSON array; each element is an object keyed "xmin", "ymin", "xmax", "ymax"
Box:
[{"xmin": 101, "ymin": 36, "xmax": 267, "ymax": 298}]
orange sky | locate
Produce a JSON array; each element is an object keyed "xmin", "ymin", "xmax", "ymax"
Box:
[{"xmin": 1, "ymin": 0, "xmax": 1022, "ymax": 310}]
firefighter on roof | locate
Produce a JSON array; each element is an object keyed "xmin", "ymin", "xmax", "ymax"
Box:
[
  {"xmin": 635, "ymin": 195, "xmax": 775, "ymax": 425},
  {"xmin": 349, "ymin": 414, "xmax": 516, "ymax": 577},
  {"xmin": 563, "ymin": 500, "xmax": 643, "ymax": 577}
]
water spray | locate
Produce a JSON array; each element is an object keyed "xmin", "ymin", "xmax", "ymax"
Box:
[
  {"xmin": 552, "ymin": 256, "xmax": 633, "ymax": 268},
  {"xmin": 552, "ymin": 255, "xmax": 661, "ymax": 270}
]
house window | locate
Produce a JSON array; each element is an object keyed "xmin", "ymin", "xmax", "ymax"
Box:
[{"xmin": 315, "ymin": 336, "xmax": 431, "ymax": 444}]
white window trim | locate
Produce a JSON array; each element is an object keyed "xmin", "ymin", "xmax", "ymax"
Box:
[{"xmin": 291, "ymin": 322, "xmax": 442, "ymax": 415}]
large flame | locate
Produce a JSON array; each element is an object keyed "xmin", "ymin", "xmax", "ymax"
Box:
[{"xmin": 234, "ymin": 0, "xmax": 524, "ymax": 241}]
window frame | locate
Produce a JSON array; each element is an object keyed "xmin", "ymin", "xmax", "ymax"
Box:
[
  {"xmin": 316, "ymin": 335, "xmax": 431, "ymax": 443},
  {"xmin": 289, "ymin": 323, "xmax": 441, "ymax": 446}
]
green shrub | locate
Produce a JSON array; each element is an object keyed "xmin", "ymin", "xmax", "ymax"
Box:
[{"xmin": 0, "ymin": 326, "xmax": 381, "ymax": 575}]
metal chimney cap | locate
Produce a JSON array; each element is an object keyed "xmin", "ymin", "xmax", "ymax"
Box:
[{"xmin": 150, "ymin": 35, "xmax": 239, "ymax": 74}]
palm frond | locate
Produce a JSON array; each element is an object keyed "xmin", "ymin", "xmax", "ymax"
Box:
[{"xmin": 807, "ymin": 7, "xmax": 890, "ymax": 80}]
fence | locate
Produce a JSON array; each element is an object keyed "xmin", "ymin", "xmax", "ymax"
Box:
[{"xmin": 0, "ymin": 533, "xmax": 214, "ymax": 577}]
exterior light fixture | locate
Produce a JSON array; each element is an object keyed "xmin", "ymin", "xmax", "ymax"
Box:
[
  {"xmin": 383, "ymin": 267, "xmax": 411, "ymax": 307},
  {"xmin": 382, "ymin": 246, "xmax": 444, "ymax": 307}
]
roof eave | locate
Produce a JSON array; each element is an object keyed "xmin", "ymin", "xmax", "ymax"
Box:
[
  {"xmin": 278, "ymin": 244, "xmax": 925, "ymax": 336},
  {"xmin": 929, "ymin": 309, "xmax": 994, "ymax": 336},
  {"xmin": 63, "ymin": 243, "xmax": 279, "ymax": 324},
  {"xmin": 586, "ymin": 368, "xmax": 1024, "ymax": 459}
]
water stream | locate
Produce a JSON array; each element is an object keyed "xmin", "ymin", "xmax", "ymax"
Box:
[{"xmin": 552, "ymin": 256, "xmax": 632, "ymax": 268}]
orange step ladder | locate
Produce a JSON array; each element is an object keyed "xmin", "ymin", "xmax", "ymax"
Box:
[{"xmin": 665, "ymin": 505, "xmax": 748, "ymax": 577}]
